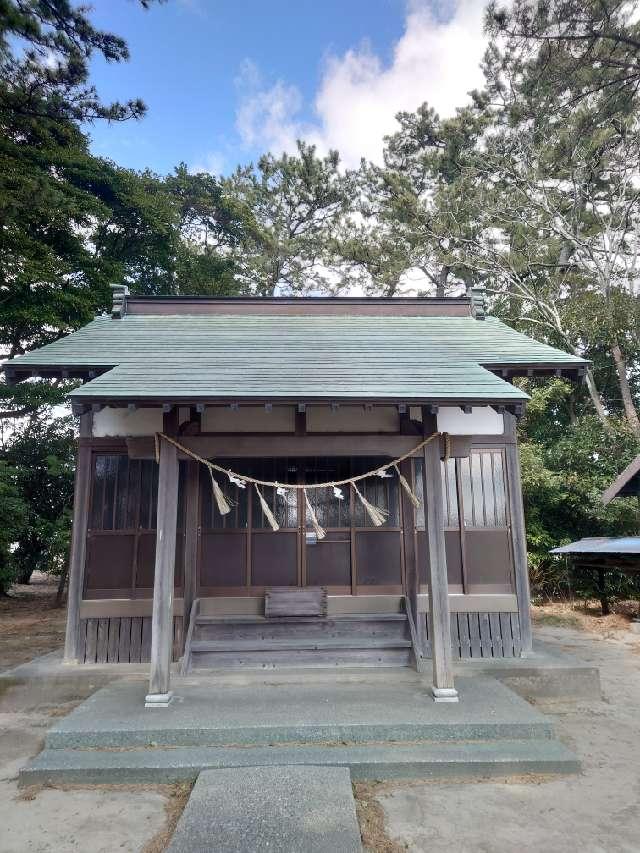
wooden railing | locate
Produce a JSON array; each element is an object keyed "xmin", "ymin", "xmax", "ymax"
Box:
[{"xmin": 180, "ymin": 597, "xmax": 200, "ymax": 675}]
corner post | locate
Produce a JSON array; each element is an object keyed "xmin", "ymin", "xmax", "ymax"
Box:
[
  {"xmin": 63, "ymin": 412, "xmax": 93, "ymax": 663},
  {"xmin": 421, "ymin": 409, "xmax": 458, "ymax": 702},
  {"xmin": 504, "ymin": 413, "xmax": 533, "ymax": 654},
  {"xmin": 146, "ymin": 412, "xmax": 179, "ymax": 707}
]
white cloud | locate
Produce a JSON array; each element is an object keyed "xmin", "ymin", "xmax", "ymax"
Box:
[
  {"xmin": 234, "ymin": 60, "xmax": 313, "ymax": 156},
  {"xmin": 235, "ymin": 0, "xmax": 487, "ymax": 167},
  {"xmin": 189, "ymin": 150, "xmax": 227, "ymax": 176}
]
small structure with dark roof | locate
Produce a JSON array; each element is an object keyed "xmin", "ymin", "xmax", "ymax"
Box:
[{"xmin": 550, "ymin": 456, "xmax": 640, "ymax": 615}]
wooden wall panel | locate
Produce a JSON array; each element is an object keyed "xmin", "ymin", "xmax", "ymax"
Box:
[
  {"xmin": 427, "ymin": 611, "xmax": 522, "ymax": 659},
  {"xmin": 201, "ymin": 532, "xmax": 247, "ymax": 587},
  {"xmin": 77, "ymin": 616, "xmax": 183, "ymax": 663}
]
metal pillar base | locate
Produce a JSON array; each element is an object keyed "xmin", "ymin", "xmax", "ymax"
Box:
[
  {"xmin": 144, "ymin": 691, "xmax": 174, "ymax": 709},
  {"xmin": 432, "ymin": 687, "xmax": 459, "ymax": 703}
]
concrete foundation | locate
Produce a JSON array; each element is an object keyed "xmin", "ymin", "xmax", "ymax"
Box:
[
  {"xmin": 41, "ymin": 675, "xmax": 555, "ymax": 749},
  {"xmin": 19, "ymin": 671, "xmax": 579, "ymax": 786}
]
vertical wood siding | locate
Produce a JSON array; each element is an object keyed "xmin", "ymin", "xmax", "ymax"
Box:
[
  {"xmin": 77, "ymin": 616, "xmax": 183, "ymax": 663},
  {"xmin": 444, "ymin": 611, "xmax": 522, "ymax": 658}
]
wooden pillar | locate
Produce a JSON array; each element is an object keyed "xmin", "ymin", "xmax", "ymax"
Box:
[
  {"xmin": 421, "ymin": 409, "xmax": 458, "ymax": 702},
  {"xmin": 399, "ymin": 458, "xmax": 427, "ymax": 670},
  {"xmin": 504, "ymin": 413, "xmax": 533, "ymax": 654},
  {"xmin": 182, "ymin": 460, "xmax": 200, "ymax": 649},
  {"xmin": 146, "ymin": 415, "xmax": 179, "ymax": 708},
  {"xmin": 63, "ymin": 412, "xmax": 93, "ymax": 663}
]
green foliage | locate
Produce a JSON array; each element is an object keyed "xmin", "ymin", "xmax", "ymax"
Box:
[
  {"xmin": 518, "ymin": 382, "xmax": 640, "ymax": 601},
  {"xmin": 222, "ymin": 141, "xmax": 353, "ymax": 294},
  {"xmin": 0, "ymin": 0, "xmax": 161, "ymax": 124},
  {"xmin": 3, "ymin": 418, "xmax": 76, "ymax": 585},
  {"xmin": 0, "ymin": 459, "xmax": 27, "ymax": 593},
  {"xmin": 487, "ymin": 0, "xmax": 640, "ymax": 119}
]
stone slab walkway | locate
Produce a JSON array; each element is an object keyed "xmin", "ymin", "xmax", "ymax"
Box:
[{"xmin": 166, "ymin": 766, "xmax": 362, "ymax": 853}]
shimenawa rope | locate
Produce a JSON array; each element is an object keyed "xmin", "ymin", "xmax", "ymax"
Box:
[{"xmin": 154, "ymin": 430, "xmax": 449, "ymax": 529}]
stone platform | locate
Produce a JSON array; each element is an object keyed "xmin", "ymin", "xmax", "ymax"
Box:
[{"xmin": 20, "ymin": 672, "xmax": 579, "ymax": 785}]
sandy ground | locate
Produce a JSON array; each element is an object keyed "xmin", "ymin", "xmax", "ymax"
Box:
[
  {"xmin": 1, "ymin": 587, "xmax": 640, "ymax": 852},
  {"xmin": 0, "ymin": 577, "xmax": 178, "ymax": 853},
  {"xmin": 0, "ymin": 574, "xmax": 66, "ymax": 672},
  {"xmin": 376, "ymin": 622, "xmax": 640, "ymax": 853}
]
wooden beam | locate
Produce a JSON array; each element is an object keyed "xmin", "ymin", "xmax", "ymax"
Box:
[
  {"xmin": 126, "ymin": 434, "xmax": 472, "ymax": 460},
  {"xmin": 64, "ymin": 412, "xmax": 93, "ymax": 662},
  {"xmin": 80, "ymin": 599, "xmax": 185, "ymax": 619},
  {"xmin": 421, "ymin": 409, "xmax": 458, "ymax": 702},
  {"xmin": 504, "ymin": 413, "xmax": 533, "ymax": 654},
  {"xmin": 145, "ymin": 420, "xmax": 179, "ymax": 707}
]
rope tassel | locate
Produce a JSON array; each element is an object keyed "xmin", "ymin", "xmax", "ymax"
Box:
[
  {"xmin": 209, "ymin": 468, "xmax": 231, "ymax": 516},
  {"xmin": 303, "ymin": 489, "xmax": 326, "ymax": 540},
  {"xmin": 353, "ymin": 483, "xmax": 388, "ymax": 527},
  {"xmin": 255, "ymin": 485, "xmax": 280, "ymax": 531},
  {"xmin": 393, "ymin": 464, "xmax": 420, "ymax": 509}
]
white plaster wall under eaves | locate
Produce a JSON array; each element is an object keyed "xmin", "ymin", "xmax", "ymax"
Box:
[
  {"xmin": 92, "ymin": 406, "xmax": 163, "ymax": 437},
  {"xmin": 436, "ymin": 406, "xmax": 504, "ymax": 436}
]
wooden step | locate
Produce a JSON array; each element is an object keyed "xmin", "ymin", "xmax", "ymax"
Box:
[
  {"xmin": 184, "ymin": 611, "xmax": 414, "ymax": 672},
  {"xmin": 191, "ymin": 638, "xmax": 412, "ymax": 653},
  {"xmin": 193, "ymin": 614, "xmax": 410, "ymax": 643},
  {"xmin": 196, "ymin": 614, "xmax": 407, "ymax": 624},
  {"xmin": 189, "ymin": 647, "xmax": 413, "ymax": 670}
]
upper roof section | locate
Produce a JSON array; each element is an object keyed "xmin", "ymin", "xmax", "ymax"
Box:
[
  {"xmin": 122, "ymin": 294, "xmax": 476, "ymax": 318},
  {"xmin": 2, "ymin": 289, "xmax": 587, "ymax": 409}
]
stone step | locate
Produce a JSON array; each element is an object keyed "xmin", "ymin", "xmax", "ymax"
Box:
[
  {"xmin": 21, "ymin": 739, "xmax": 580, "ymax": 787},
  {"xmin": 44, "ymin": 677, "xmax": 556, "ymax": 749},
  {"xmin": 166, "ymin": 766, "xmax": 362, "ymax": 853}
]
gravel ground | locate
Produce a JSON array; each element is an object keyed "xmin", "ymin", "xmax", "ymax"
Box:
[{"xmin": 377, "ymin": 623, "xmax": 640, "ymax": 853}]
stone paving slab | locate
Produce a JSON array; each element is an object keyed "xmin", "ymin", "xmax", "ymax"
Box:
[
  {"xmin": 21, "ymin": 739, "xmax": 580, "ymax": 786},
  {"xmin": 44, "ymin": 675, "xmax": 554, "ymax": 749},
  {"xmin": 166, "ymin": 766, "xmax": 362, "ymax": 853}
]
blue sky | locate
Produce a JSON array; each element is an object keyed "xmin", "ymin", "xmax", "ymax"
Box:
[{"xmin": 86, "ymin": 0, "xmax": 486, "ymax": 176}]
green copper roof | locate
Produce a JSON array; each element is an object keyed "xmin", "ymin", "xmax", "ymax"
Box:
[{"xmin": 3, "ymin": 312, "xmax": 586, "ymax": 404}]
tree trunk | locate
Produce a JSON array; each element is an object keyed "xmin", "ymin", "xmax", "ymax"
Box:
[
  {"xmin": 436, "ymin": 265, "xmax": 449, "ymax": 298},
  {"xmin": 583, "ymin": 365, "xmax": 610, "ymax": 427},
  {"xmin": 611, "ymin": 342, "xmax": 640, "ymax": 437},
  {"xmin": 598, "ymin": 568, "xmax": 610, "ymax": 617},
  {"xmin": 16, "ymin": 567, "xmax": 33, "ymax": 585},
  {"xmin": 55, "ymin": 567, "xmax": 68, "ymax": 608}
]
